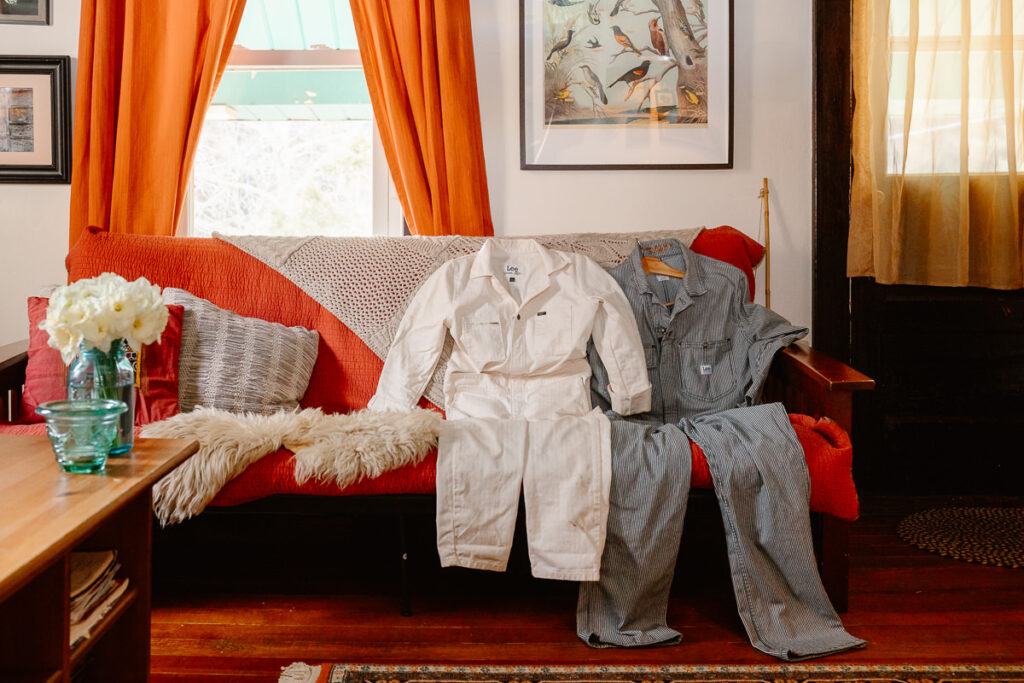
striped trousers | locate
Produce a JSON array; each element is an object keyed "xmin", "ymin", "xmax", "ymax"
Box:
[{"xmin": 577, "ymin": 403, "xmax": 866, "ymax": 660}]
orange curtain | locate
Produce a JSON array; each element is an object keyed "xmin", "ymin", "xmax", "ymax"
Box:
[
  {"xmin": 350, "ymin": 0, "xmax": 494, "ymax": 237},
  {"xmin": 69, "ymin": 0, "xmax": 247, "ymax": 247}
]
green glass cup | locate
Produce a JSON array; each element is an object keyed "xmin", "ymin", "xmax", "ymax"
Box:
[{"xmin": 35, "ymin": 399, "xmax": 128, "ymax": 473}]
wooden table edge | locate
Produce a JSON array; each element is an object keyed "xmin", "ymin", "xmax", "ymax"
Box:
[{"xmin": 0, "ymin": 437, "xmax": 199, "ymax": 603}]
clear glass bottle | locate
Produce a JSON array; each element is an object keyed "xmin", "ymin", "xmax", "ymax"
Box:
[{"xmin": 67, "ymin": 338, "xmax": 136, "ymax": 455}]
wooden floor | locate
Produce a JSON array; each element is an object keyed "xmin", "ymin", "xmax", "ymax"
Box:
[{"xmin": 150, "ymin": 497, "xmax": 1024, "ymax": 681}]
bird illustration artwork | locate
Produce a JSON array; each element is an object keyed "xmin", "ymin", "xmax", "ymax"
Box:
[
  {"xmin": 547, "ymin": 29, "xmax": 575, "ymax": 61},
  {"xmin": 649, "ymin": 17, "xmax": 668, "ymax": 56},
  {"xmin": 586, "ymin": 36, "xmax": 601, "ymax": 48},
  {"xmin": 549, "ymin": 0, "xmax": 584, "ymax": 5},
  {"xmin": 611, "ymin": 25, "xmax": 641, "ymax": 55},
  {"xmin": 578, "ymin": 64, "xmax": 608, "ymax": 104},
  {"xmin": 608, "ymin": 59, "xmax": 651, "ymax": 99},
  {"xmin": 553, "ymin": 87, "xmax": 574, "ymax": 101},
  {"xmin": 587, "ymin": 1, "xmax": 600, "ymax": 25},
  {"xmin": 636, "ymin": 104, "xmax": 677, "ymax": 122},
  {"xmin": 610, "ymin": 0, "xmax": 627, "ymax": 16},
  {"xmin": 679, "ymin": 84, "xmax": 700, "ymax": 105}
]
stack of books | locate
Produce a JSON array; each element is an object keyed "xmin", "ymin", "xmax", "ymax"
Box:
[{"xmin": 69, "ymin": 551, "xmax": 130, "ymax": 648}]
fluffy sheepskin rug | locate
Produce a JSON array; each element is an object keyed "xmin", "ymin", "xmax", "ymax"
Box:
[{"xmin": 141, "ymin": 406, "xmax": 440, "ymax": 525}]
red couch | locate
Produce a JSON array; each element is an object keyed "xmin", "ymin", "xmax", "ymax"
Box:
[{"xmin": 0, "ymin": 226, "xmax": 873, "ymax": 610}]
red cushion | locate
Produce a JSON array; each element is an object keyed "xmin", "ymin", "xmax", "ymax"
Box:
[
  {"xmin": 20, "ymin": 297, "xmax": 185, "ymax": 425},
  {"xmin": 205, "ymin": 412, "xmax": 858, "ymax": 521},
  {"xmin": 135, "ymin": 305, "xmax": 184, "ymax": 424},
  {"xmin": 20, "ymin": 297, "xmax": 66, "ymax": 423},
  {"xmin": 692, "ymin": 225, "xmax": 765, "ymax": 301}
]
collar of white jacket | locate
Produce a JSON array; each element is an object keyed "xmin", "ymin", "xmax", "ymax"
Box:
[{"xmin": 468, "ymin": 238, "xmax": 571, "ymax": 282}]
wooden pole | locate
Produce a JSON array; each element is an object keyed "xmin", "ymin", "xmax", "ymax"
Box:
[{"xmin": 759, "ymin": 177, "xmax": 771, "ymax": 310}]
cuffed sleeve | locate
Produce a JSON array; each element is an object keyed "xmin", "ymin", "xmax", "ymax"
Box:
[
  {"xmin": 739, "ymin": 283, "xmax": 808, "ymax": 405},
  {"xmin": 368, "ymin": 266, "xmax": 453, "ymax": 412},
  {"xmin": 587, "ymin": 263, "xmax": 652, "ymax": 416}
]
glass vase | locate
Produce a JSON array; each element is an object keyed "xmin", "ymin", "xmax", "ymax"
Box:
[{"xmin": 67, "ymin": 339, "xmax": 136, "ymax": 455}]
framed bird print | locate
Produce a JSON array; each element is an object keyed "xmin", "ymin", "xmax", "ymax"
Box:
[{"xmin": 520, "ymin": 0, "xmax": 733, "ymax": 169}]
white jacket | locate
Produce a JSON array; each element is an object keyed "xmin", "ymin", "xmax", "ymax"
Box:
[{"xmin": 369, "ymin": 238, "xmax": 652, "ymax": 419}]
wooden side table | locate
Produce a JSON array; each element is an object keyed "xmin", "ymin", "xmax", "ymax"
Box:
[{"xmin": 0, "ymin": 435, "xmax": 198, "ymax": 683}]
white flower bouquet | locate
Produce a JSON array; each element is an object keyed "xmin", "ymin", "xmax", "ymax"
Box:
[{"xmin": 41, "ymin": 273, "xmax": 169, "ymax": 364}]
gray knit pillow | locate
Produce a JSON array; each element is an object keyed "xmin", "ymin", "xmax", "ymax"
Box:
[{"xmin": 163, "ymin": 288, "xmax": 319, "ymax": 414}]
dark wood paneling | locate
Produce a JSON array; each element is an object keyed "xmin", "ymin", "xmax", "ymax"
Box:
[{"xmin": 852, "ymin": 282, "xmax": 1024, "ymax": 494}]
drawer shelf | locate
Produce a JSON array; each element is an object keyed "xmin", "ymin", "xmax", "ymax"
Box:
[{"xmin": 70, "ymin": 586, "xmax": 139, "ymax": 668}]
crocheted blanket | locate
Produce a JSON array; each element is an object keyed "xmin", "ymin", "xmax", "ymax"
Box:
[{"xmin": 216, "ymin": 229, "xmax": 702, "ymax": 407}]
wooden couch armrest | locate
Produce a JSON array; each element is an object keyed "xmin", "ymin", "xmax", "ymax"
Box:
[
  {"xmin": 764, "ymin": 341, "xmax": 874, "ymax": 435},
  {"xmin": 0, "ymin": 340, "xmax": 29, "ymax": 423}
]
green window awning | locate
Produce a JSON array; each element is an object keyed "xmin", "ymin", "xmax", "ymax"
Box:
[
  {"xmin": 212, "ymin": 70, "xmax": 371, "ymax": 121},
  {"xmin": 210, "ymin": 0, "xmax": 370, "ymax": 121},
  {"xmin": 234, "ymin": 0, "xmax": 359, "ymax": 51}
]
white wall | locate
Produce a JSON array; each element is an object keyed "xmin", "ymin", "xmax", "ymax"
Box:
[
  {"xmin": 0, "ymin": 0, "xmax": 81, "ymax": 346},
  {"xmin": 470, "ymin": 0, "xmax": 813, "ymax": 331}
]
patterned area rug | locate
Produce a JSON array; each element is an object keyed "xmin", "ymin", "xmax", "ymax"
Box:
[
  {"xmin": 897, "ymin": 507, "xmax": 1024, "ymax": 569},
  {"xmin": 278, "ymin": 663, "xmax": 1024, "ymax": 683}
]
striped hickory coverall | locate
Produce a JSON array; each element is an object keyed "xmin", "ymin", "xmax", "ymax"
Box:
[
  {"xmin": 576, "ymin": 239, "xmax": 866, "ymax": 660},
  {"xmin": 369, "ymin": 238, "xmax": 651, "ymax": 581}
]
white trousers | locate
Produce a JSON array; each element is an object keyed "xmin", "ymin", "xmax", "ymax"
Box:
[{"xmin": 436, "ymin": 408, "xmax": 612, "ymax": 581}]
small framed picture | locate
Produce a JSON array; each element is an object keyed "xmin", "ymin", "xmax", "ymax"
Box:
[
  {"xmin": 520, "ymin": 0, "xmax": 733, "ymax": 170},
  {"xmin": 0, "ymin": 55, "xmax": 71, "ymax": 184},
  {"xmin": 0, "ymin": 0, "xmax": 50, "ymax": 26}
]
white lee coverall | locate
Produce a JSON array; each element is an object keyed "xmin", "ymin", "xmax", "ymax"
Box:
[{"xmin": 369, "ymin": 239, "xmax": 652, "ymax": 580}]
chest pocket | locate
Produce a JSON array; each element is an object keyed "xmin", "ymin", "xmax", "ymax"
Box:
[
  {"xmin": 529, "ymin": 308, "xmax": 573, "ymax": 357},
  {"xmin": 459, "ymin": 317, "xmax": 506, "ymax": 363},
  {"xmin": 678, "ymin": 338, "xmax": 737, "ymax": 402}
]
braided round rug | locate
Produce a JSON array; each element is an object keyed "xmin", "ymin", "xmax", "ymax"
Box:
[{"xmin": 897, "ymin": 507, "xmax": 1024, "ymax": 569}]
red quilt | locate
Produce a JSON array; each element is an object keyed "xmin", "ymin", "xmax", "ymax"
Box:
[{"xmin": 23, "ymin": 226, "xmax": 859, "ymax": 522}]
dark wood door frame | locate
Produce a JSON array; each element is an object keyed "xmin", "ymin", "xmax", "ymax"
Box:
[{"xmin": 812, "ymin": 0, "xmax": 853, "ymax": 363}]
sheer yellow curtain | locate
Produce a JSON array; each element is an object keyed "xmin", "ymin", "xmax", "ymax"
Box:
[{"xmin": 850, "ymin": 0, "xmax": 1024, "ymax": 288}]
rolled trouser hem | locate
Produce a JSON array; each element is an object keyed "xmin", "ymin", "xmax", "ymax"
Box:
[
  {"xmin": 532, "ymin": 566, "xmax": 601, "ymax": 581},
  {"xmin": 578, "ymin": 628, "xmax": 683, "ymax": 649},
  {"xmin": 438, "ymin": 551, "xmax": 509, "ymax": 573},
  {"xmin": 754, "ymin": 635, "xmax": 868, "ymax": 662}
]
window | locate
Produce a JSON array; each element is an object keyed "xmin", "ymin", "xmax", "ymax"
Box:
[
  {"xmin": 184, "ymin": 0, "xmax": 402, "ymax": 237},
  {"xmin": 885, "ymin": 0, "xmax": 1024, "ymax": 174},
  {"xmin": 849, "ymin": 0, "xmax": 1024, "ymax": 287}
]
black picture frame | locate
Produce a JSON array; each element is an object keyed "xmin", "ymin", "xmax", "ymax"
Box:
[
  {"xmin": 0, "ymin": 55, "xmax": 71, "ymax": 183},
  {"xmin": 0, "ymin": 0, "xmax": 50, "ymax": 26},
  {"xmin": 520, "ymin": 0, "xmax": 733, "ymax": 170}
]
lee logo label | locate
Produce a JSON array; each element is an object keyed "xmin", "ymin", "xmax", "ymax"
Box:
[{"xmin": 700, "ymin": 364, "xmax": 713, "ymax": 375}]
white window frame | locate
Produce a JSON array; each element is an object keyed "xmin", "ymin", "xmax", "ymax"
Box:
[{"xmin": 181, "ymin": 47, "xmax": 402, "ymax": 238}]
